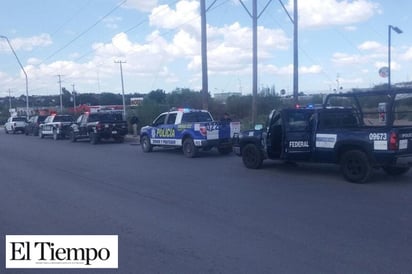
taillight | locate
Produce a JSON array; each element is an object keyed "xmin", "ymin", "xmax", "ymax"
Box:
[
  {"xmin": 199, "ymin": 126, "xmax": 207, "ymax": 136},
  {"xmin": 389, "ymin": 132, "xmax": 398, "ymax": 150}
]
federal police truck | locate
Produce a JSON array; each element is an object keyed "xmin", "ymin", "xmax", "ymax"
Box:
[{"xmin": 233, "ymin": 89, "xmax": 412, "ymax": 183}]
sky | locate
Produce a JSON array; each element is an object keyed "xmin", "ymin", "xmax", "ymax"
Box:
[{"xmin": 0, "ymin": 0, "xmax": 411, "ymax": 98}]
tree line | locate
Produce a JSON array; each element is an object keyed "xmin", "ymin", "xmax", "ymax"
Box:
[{"xmin": 1, "ymin": 87, "xmax": 325, "ymax": 128}]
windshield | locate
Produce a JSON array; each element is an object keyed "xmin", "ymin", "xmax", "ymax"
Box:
[
  {"xmin": 89, "ymin": 113, "xmax": 124, "ymax": 122},
  {"xmin": 181, "ymin": 112, "xmax": 213, "ymax": 123},
  {"xmin": 13, "ymin": 117, "xmax": 27, "ymax": 122}
]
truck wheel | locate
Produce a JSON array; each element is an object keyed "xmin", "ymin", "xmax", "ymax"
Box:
[
  {"xmin": 90, "ymin": 132, "xmax": 99, "ymax": 145},
  {"xmin": 218, "ymin": 146, "xmax": 232, "ymax": 155},
  {"xmin": 39, "ymin": 131, "xmax": 44, "ymax": 139},
  {"xmin": 242, "ymin": 143, "xmax": 263, "ymax": 169},
  {"xmin": 5, "ymin": 128, "xmax": 8, "ymax": 134},
  {"xmin": 340, "ymin": 150, "xmax": 372, "ymax": 183},
  {"xmin": 183, "ymin": 138, "xmax": 198, "ymax": 158},
  {"xmin": 70, "ymin": 131, "xmax": 77, "ymax": 142},
  {"xmin": 53, "ymin": 129, "xmax": 59, "ymax": 140},
  {"xmin": 382, "ymin": 166, "xmax": 410, "ymax": 176},
  {"xmin": 141, "ymin": 135, "xmax": 152, "ymax": 152}
]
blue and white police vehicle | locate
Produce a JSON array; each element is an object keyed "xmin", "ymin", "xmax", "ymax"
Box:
[{"xmin": 140, "ymin": 108, "xmax": 240, "ymax": 157}]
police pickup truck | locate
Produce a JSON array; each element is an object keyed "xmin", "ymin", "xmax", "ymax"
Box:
[
  {"xmin": 233, "ymin": 89, "xmax": 412, "ymax": 183},
  {"xmin": 39, "ymin": 114, "xmax": 74, "ymax": 140},
  {"xmin": 140, "ymin": 108, "xmax": 240, "ymax": 157},
  {"xmin": 69, "ymin": 111, "xmax": 128, "ymax": 144}
]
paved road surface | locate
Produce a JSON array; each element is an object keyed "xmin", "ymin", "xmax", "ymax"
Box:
[{"xmin": 1, "ymin": 131, "xmax": 411, "ymax": 273}]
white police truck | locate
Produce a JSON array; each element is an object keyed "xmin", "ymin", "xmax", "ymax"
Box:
[{"xmin": 140, "ymin": 108, "xmax": 240, "ymax": 157}]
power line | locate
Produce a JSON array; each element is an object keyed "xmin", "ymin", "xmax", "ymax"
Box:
[{"xmin": 42, "ymin": 0, "xmax": 127, "ymax": 63}]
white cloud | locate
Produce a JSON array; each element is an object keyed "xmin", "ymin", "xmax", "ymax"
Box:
[
  {"xmin": 0, "ymin": 34, "xmax": 52, "ymax": 52},
  {"xmin": 375, "ymin": 60, "xmax": 400, "ymax": 70},
  {"xmin": 286, "ymin": 0, "xmax": 381, "ymax": 29},
  {"xmin": 358, "ymin": 41, "xmax": 383, "ymax": 51},
  {"xmin": 149, "ymin": 0, "xmax": 200, "ymax": 35},
  {"xmin": 403, "ymin": 47, "xmax": 412, "ymax": 61},
  {"xmin": 123, "ymin": 0, "xmax": 158, "ymax": 12},
  {"xmin": 103, "ymin": 16, "xmax": 123, "ymax": 30},
  {"xmin": 261, "ymin": 64, "xmax": 322, "ymax": 76},
  {"xmin": 332, "ymin": 52, "xmax": 371, "ymax": 66}
]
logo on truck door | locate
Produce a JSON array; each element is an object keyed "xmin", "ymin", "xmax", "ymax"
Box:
[
  {"xmin": 156, "ymin": 128, "xmax": 175, "ymax": 138},
  {"xmin": 289, "ymin": 141, "xmax": 309, "ymax": 148}
]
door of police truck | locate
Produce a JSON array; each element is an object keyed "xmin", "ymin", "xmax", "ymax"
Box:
[{"xmin": 282, "ymin": 109, "xmax": 314, "ymax": 161}]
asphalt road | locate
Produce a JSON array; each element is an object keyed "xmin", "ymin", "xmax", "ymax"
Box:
[{"xmin": 1, "ymin": 131, "xmax": 412, "ymax": 274}]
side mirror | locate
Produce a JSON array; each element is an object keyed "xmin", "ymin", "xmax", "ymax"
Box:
[{"xmin": 254, "ymin": 124, "xmax": 263, "ymax": 130}]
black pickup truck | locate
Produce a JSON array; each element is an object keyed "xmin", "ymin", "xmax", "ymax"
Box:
[
  {"xmin": 69, "ymin": 111, "xmax": 128, "ymax": 144},
  {"xmin": 233, "ymin": 89, "xmax": 412, "ymax": 183}
]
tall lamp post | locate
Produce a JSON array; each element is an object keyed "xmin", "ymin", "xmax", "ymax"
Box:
[
  {"xmin": 388, "ymin": 25, "xmax": 402, "ymax": 90},
  {"xmin": 114, "ymin": 60, "xmax": 126, "ymax": 120},
  {"xmin": 1, "ymin": 35, "xmax": 29, "ymax": 116}
]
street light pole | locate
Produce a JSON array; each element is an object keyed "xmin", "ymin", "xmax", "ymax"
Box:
[
  {"xmin": 388, "ymin": 25, "xmax": 402, "ymax": 90},
  {"xmin": 114, "ymin": 60, "xmax": 126, "ymax": 120},
  {"xmin": 0, "ymin": 35, "xmax": 29, "ymax": 116},
  {"xmin": 72, "ymin": 84, "xmax": 76, "ymax": 115}
]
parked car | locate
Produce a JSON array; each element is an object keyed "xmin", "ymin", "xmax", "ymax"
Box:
[
  {"xmin": 69, "ymin": 111, "xmax": 128, "ymax": 144},
  {"xmin": 25, "ymin": 115, "xmax": 48, "ymax": 136},
  {"xmin": 4, "ymin": 116, "xmax": 27, "ymax": 134},
  {"xmin": 39, "ymin": 114, "xmax": 74, "ymax": 140}
]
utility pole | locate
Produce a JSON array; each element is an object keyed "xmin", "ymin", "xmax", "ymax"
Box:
[
  {"xmin": 279, "ymin": 0, "xmax": 299, "ymax": 104},
  {"xmin": 8, "ymin": 88, "xmax": 12, "ymax": 110},
  {"xmin": 0, "ymin": 35, "xmax": 30, "ymax": 116},
  {"xmin": 200, "ymin": 0, "xmax": 218, "ymax": 110},
  {"xmin": 293, "ymin": 0, "xmax": 298, "ymax": 104},
  {"xmin": 239, "ymin": 0, "xmax": 273, "ymax": 126},
  {"xmin": 114, "ymin": 60, "xmax": 127, "ymax": 120},
  {"xmin": 72, "ymin": 83, "xmax": 76, "ymax": 115},
  {"xmin": 57, "ymin": 74, "xmax": 63, "ymax": 112}
]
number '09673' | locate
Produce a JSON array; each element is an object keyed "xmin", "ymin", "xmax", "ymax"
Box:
[{"xmin": 369, "ymin": 133, "xmax": 387, "ymax": 141}]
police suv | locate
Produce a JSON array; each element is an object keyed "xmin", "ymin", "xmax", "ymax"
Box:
[
  {"xmin": 140, "ymin": 108, "xmax": 240, "ymax": 157},
  {"xmin": 233, "ymin": 89, "xmax": 412, "ymax": 183},
  {"xmin": 39, "ymin": 114, "xmax": 74, "ymax": 140}
]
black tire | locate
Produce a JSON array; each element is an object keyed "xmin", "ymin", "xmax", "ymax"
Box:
[
  {"xmin": 242, "ymin": 143, "xmax": 263, "ymax": 169},
  {"xmin": 183, "ymin": 138, "xmax": 198, "ymax": 158},
  {"xmin": 218, "ymin": 146, "xmax": 232, "ymax": 155},
  {"xmin": 340, "ymin": 150, "xmax": 372, "ymax": 183},
  {"xmin": 53, "ymin": 129, "xmax": 59, "ymax": 140},
  {"xmin": 5, "ymin": 128, "xmax": 8, "ymax": 134},
  {"xmin": 382, "ymin": 166, "xmax": 410, "ymax": 176},
  {"xmin": 25, "ymin": 130, "xmax": 29, "ymax": 136},
  {"xmin": 90, "ymin": 132, "xmax": 99, "ymax": 145},
  {"xmin": 141, "ymin": 135, "xmax": 152, "ymax": 152},
  {"xmin": 70, "ymin": 131, "xmax": 77, "ymax": 142},
  {"xmin": 39, "ymin": 130, "xmax": 44, "ymax": 139},
  {"xmin": 34, "ymin": 128, "xmax": 39, "ymax": 136}
]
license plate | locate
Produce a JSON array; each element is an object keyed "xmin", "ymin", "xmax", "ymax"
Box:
[{"xmin": 112, "ymin": 131, "xmax": 117, "ymax": 134}]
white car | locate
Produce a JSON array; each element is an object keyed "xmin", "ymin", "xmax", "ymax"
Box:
[{"xmin": 4, "ymin": 116, "xmax": 27, "ymax": 134}]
